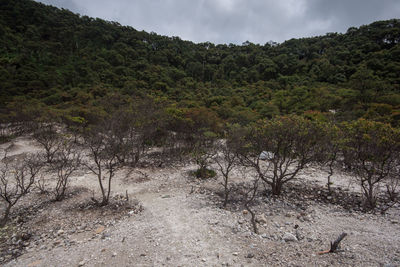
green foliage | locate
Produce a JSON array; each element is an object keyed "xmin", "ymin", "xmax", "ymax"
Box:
[
  {"xmin": 1, "ymin": 0, "xmax": 400, "ymax": 125},
  {"xmin": 341, "ymin": 119, "xmax": 400, "ymax": 209}
]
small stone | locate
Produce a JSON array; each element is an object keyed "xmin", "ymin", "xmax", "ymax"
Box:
[
  {"xmin": 94, "ymin": 226, "xmax": 105, "ymax": 234},
  {"xmin": 255, "ymin": 214, "xmax": 267, "ymax": 224},
  {"xmin": 78, "ymin": 261, "xmax": 85, "ymax": 266},
  {"xmin": 242, "ymin": 210, "xmax": 248, "ymax": 215},
  {"xmin": 260, "ymin": 233, "xmax": 269, "ymax": 239},
  {"xmin": 201, "ymin": 258, "xmax": 206, "ymax": 262},
  {"xmin": 161, "ymin": 195, "xmax": 171, "ymax": 199},
  {"xmin": 140, "ymin": 253, "xmax": 146, "ymax": 257},
  {"xmin": 27, "ymin": 260, "xmax": 42, "ymax": 267},
  {"xmin": 112, "ymin": 252, "xmax": 117, "ymax": 257},
  {"xmin": 101, "ymin": 233, "xmax": 111, "ymax": 239},
  {"xmin": 282, "ymin": 232, "xmax": 298, "ymax": 242},
  {"xmin": 232, "ymin": 252, "xmax": 238, "ymax": 256},
  {"xmin": 57, "ymin": 230, "xmax": 64, "ymax": 236},
  {"xmin": 245, "ymin": 253, "xmax": 254, "ymax": 258},
  {"xmin": 327, "ymin": 196, "xmax": 333, "ymax": 200}
]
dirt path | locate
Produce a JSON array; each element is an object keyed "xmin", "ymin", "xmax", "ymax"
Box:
[{"xmin": 5, "ymin": 164, "xmax": 261, "ymax": 267}]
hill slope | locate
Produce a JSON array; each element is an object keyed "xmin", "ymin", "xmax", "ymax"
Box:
[{"xmin": 1, "ymin": 0, "xmax": 400, "ymax": 124}]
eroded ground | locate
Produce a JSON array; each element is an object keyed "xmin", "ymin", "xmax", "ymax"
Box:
[{"xmin": 1, "ymin": 136, "xmax": 400, "ymax": 267}]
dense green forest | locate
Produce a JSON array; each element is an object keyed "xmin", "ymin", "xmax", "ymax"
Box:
[{"xmin": 1, "ymin": 0, "xmax": 400, "ymax": 126}]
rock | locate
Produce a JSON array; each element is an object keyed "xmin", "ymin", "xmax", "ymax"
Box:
[
  {"xmin": 242, "ymin": 210, "xmax": 248, "ymax": 215},
  {"xmin": 282, "ymin": 232, "xmax": 298, "ymax": 242},
  {"xmin": 161, "ymin": 195, "xmax": 171, "ymax": 199},
  {"xmin": 201, "ymin": 258, "xmax": 206, "ymax": 262},
  {"xmin": 232, "ymin": 252, "xmax": 239, "ymax": 256},
  {"xmin": 260, "ymin": 151, "xmax": 274, "ymax": 160},
  {"xmin": 57, "ymin": 230, "xmax": 64, "ymax": 236},
  {"xmin": 94, "ymin": 226, "xmax": 105, "ymax": 234},
  {"xmin": 112, "ymin": 252, "xmax": 117, "ymax": 257},
  {"xmin": 101, "ymin": 233, "xmax": 111, "ymax": 239},
  {"xmin": 78, "ymin": 261, "xmax": 85, "ymax": 266},
  {"xmin": 260, "ymin": 233, "xmax": 269, "ymax": 239},
  {"xmin": 245, "ymin": 253, "xmax": 254, "ymax": 258},
  {"xmin": 255, "ymin": 214, "xmax": 267, "ymax": 224},
  {"xmin": 295, "ymin": 229, "xmax": 304, "ymax": 241},
  {"xmin": 20, "ymin": 232, "xmax": 32, "ymax": 241},
  {"xmin": 140, "ymin": 253, "xmax": 146, "ymax": 257}
]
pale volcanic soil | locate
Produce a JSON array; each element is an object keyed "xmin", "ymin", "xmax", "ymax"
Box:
[{"xmin": 1, "ymin": 136, "xmax": 400, "ymax": 267}]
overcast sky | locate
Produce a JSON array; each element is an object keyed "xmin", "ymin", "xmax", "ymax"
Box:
[{"xmin": 36, "ymin": 0, "xmax": 400, "ymax": 44}]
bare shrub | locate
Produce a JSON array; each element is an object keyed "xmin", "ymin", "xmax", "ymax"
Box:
[
  {"xmin": 192, "ymin": 131, "xmax": 217, "ymax": 179},
  {"xmin": 0, "ymin": 154, "xmax": 43, "ymax": 226},
  {"xmin": 385, "ymin": 175, "xmax": 399, "ymax": 202},
  {"xmin": 33, "ymin": 124, "xmax": 61, "ymax": 163},
  {"xmin": 49, "ymin": 142, "xmax": 81, "ymax": 201},
  {"xmin": 318, "ymin": 123, "xmax": 343, "ymax": 193},
  {"xmin": 83, "ymin": 119, "xmax": 127, "ymax": 206},
  {"xmin": 213, "ymin": 132, "xmax": 240, "ymax": 207}
]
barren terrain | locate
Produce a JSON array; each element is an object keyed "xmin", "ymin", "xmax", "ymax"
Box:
[{"xmin": 1, "ymin": 136, "xmax": 400, "ymax": 267}]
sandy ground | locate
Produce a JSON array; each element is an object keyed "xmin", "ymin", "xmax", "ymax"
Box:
[{"xmin": 1, "ymin": 136, "xmax": 400, "ymax": 267}]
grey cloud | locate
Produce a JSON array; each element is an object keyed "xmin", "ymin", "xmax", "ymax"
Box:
[{"xmin": 35, "ymin": 0, "xmax": 400, "ymax": 44}]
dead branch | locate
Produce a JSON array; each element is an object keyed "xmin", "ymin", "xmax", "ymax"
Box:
[{"xmin": 318, "ymin": 232, "xmax": 347, "ymax": 254}]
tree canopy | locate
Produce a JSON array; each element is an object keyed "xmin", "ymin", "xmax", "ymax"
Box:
[{"xmin": 1, "ymin": 0, "xmax": 400, "ymax": 125}]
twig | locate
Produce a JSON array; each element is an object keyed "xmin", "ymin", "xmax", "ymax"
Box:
[{"xmin": 318, "ymin": 232, "xmax": 347, "ymax": 254}]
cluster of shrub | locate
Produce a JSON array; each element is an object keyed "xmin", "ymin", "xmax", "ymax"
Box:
[{"xmin": 1, "ymin": 105, "xmax": 399, "ymax": 228}]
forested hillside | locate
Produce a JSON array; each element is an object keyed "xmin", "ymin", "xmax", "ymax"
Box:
[{"xmin": 1, "ymin": 0, "xmax": 400, "ymax": 125}]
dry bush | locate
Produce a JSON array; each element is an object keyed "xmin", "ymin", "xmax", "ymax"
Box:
[
  {"xmin": 0, "ymin": 154, "xmax": 43, "ymax": 226},
  {"xmin": 33, "ymin": 124, "xmax": 62, "ymax": 163},
  {"xmin": 83, "ymin": 119, "xmax": 127, "ymax": 206},
  {"xmin": 213, "ymin": 138, "xmax": 238, "ymax": 207},
  {"xmin": 49, "ymin": 142, "xmax": 81, "ymax": 201}
]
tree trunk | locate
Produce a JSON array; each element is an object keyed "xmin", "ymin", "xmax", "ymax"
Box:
[
  {"xmin": 0, "ymin": 204, "xmax": 12, "ymax": 227},
  {"xmin": 223, "ymin": 176, "xmax": 229, "ymax": 208},
  {"xmin": 271, "ymin": 181, "xmax": 282, "ymax": 196}
]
